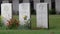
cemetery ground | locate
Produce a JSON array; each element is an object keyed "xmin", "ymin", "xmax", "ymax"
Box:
[{"xmin": 0, "ymin": 15, "xmax": 60, "ymax": 34}]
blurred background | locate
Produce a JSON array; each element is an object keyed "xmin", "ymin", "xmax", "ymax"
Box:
[{"xmin": 0, "ymin": 0, "xmax": 60, "ymax": 15}]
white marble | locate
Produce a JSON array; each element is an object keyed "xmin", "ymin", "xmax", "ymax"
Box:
[
  {"xmin": 36, "ymin": 3, "xmax": 48, "ymax": 28},
  {"xmin": 19, "ymin": 3, "xmax": 30, "ymax": 25},
  {"xmin": 1, "ymin": 3, "xmax": 12, "ymax": 25}
]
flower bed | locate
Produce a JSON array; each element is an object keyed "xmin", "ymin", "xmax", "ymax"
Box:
[{"xmin": 6, "ymin": 18, "xmax": 19, "ymax": 29}]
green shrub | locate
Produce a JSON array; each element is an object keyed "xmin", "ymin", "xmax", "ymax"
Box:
[
  {"xmin": 0, "ymin": 16, "xmax": 3, "ymax": 27},
  {"xmin": 49, "ymin": 9, "xmax": 56, "ymax": 14}
]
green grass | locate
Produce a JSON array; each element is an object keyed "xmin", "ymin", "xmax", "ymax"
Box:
[{"xmin": 0, "ymin": 15, "xmax": 60, "ymax": 34}]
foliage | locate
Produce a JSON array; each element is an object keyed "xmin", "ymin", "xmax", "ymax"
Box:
[
  {"xmin": 0, "ymin": 15, "xmax": 60, "ymax": 34},
  {"xmin": 49, "ymin": 9, "xmax": 56, "ymax": 14},
  {"xmin": 23, "ymin": 15, "xmax": 27, "ymax": 20},
  {"xmin": 0, "ymin": 16, "xmax": 1, "ymax": 22},
  {"xmin": 6, "ymin": 18, "xmax": 19, "ymax": 29},
  {"xmin": 23, "ymin": 15, "xmax": 31, "ymax": 29},
  {"xmin": 0, "ymin": 16, "xmax": 3, "ymax": 27}
]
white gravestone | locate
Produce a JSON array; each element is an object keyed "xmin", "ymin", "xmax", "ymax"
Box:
[
  {"xmin": 1, "ymin": 3, "xmax": 12, "ymax": 25},
  {"xmin": 36, "ymin": 3, "xmax": 48, "ymax": 28},
  {"xmin": 19, "ymin": 3, "xmax": 30, "ymax": 25}
]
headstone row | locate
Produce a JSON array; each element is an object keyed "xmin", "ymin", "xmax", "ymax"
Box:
[{"xmin": 1, "ymin": 3, "xmax": 48, "ymax": 29}]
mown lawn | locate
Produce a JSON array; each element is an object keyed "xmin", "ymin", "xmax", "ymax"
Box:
[{"xmin": 0, "ymin": 15, "xmax": 60, "ymax": 34}]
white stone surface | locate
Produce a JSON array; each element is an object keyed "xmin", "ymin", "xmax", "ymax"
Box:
[
  {"xmin": 23, "ymin": 0, "xmax": 29, "ymax": 3},
  {"xmin": 55, "ymin": 0, "xmax": 60, "ymax": 14},
  {"xmin": 12, "ymin": 0, "xmax": 19, "ymax": 14},
  {"xmin": 36, "ymin": 3, "xmax": 48, "ymax": 28},
  {"xmin": 44, "ymin": 0, "xmax": 51, "ymax": 9},
  {"xmin": 33, "ymin": 0, "xmax": 40, "ymax": 10},
  {"xmin": 1, "ymin": 3, "xmax": 12, "ymax": 25},
  {"xmin": 19, "ymin": 3, "xmax": 30, "ymax": 25}
]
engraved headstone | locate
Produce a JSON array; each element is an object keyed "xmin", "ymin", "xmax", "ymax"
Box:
[
  {"xmin": 36, "ymin": 3, "xmax": 48, "ymax": 28},
  {"xmin": 19, "ymin": 3, "xmax": 30, "ymax": 25},
  {"xmin": 1, "ymin": 3, "xmax": 12, "ymax": 25}
]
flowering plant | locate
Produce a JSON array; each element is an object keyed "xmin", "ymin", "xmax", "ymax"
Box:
[
  {"xmin": 6, "ymin": 18, "xmax": 19, "ymax": 29},
  {"xmin": 23, "ymin": 15, "xmax": 30, "ymax": 28},
  {"xmin": 23, "ymin": 15, "xmax": 27, "ymax": 20}
]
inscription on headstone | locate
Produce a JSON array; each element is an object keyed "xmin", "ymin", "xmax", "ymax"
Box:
[
  {"xmin": 1, "ymin": 3, "xmax": 12, "ymax": 25},
  {"xmin": 36, "ymin": 3, "xmax": 48, "ymax": 28},
  {"xmin": 19, "ymin": 3, "xmax": 30, "ymax": 25}
]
